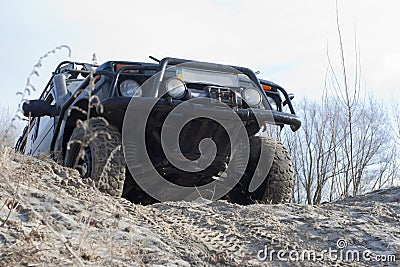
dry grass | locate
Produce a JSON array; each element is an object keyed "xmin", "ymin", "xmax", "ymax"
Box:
[{"xmin": 0, "ymin": 149, "xmax": 189, "ymax": 266}]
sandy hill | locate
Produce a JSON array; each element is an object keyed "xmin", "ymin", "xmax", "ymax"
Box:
[{"xmin": 0, "ymin": 147, "xmax": 399, "ymax": 266}]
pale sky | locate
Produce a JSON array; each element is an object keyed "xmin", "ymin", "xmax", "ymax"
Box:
[{"xmin": 1, "ymin": 0, "xmax": 399, "ymax": 112}]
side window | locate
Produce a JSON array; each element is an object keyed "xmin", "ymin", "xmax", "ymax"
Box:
[{"xmin": 66, "ymin": 79, "xmax": 84, "ymax": 94}]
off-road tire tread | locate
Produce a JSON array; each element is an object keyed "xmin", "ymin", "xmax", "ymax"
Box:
[
  {"xmin": 230, "ymin": 136, "xmax": 294, "ymax": 204},
  {"xmin": 259, "ymin": 136, "xmax": 294, "ymax": 203},
  {"xmin": 65, "ymin": 118, "xmax": 126, "ymax": 197}
]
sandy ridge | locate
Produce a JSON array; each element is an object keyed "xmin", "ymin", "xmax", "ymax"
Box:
[{"xmin": 0, "ymin": 149, "xmax": 399, "ymax": 266}]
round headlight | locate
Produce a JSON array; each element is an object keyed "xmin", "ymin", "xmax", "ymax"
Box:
[
  {"xmin": 166, "ymin": 78, "xmax": 187, "ymax": 99},
  {"xmin": 266, "ymin": 96, "xmax": 277, "ymax": 110},
  {"xmin": 242, "ymin": 88, "xmax": 262, "ymax": 107},
  {"xmin": 120, "ymin": 80, "xmax": 142, "ymax": 97}
]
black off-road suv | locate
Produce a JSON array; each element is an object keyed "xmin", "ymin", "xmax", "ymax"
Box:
[{"xmin": 16, "ymin": 57, "xmax": 301, "ymax": 205}]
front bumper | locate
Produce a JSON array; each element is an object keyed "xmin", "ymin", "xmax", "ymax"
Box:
[{"xmin": 98, "ymin": 96, "xmax": 301, "ymax": 132}]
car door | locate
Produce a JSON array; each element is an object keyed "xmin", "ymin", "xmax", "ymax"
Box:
[{"xmin": 30, "ymin": 90, "xmax": 56, "ymax": 155}]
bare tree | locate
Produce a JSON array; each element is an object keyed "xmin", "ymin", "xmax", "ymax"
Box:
[
  {"xmin": 283, "ymin": 92, "xmax": 393, "ymax": 204},
  {"xmin": 283, "ymin": 97, "xmax": 341, "ymax": 205},
  {"xmin": 276, "ymin": 1, "xmax": 398, "ymax": 204}
]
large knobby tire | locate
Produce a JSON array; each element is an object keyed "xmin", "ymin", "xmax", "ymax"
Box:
[
  {"xmin": 230, "ymin": 136, "xmax": 294, "ymax": 204},
  {"xmin": 64, "ymin": 118, "xmax": 126, "ymax": 197}
]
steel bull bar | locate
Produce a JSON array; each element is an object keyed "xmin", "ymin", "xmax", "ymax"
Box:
[{"xmin": 99, "ymin": 97, "xmax": 301, "ymax": 132}]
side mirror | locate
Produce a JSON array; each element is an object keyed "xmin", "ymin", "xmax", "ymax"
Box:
[{"xmin": 22, "ymin": 100, "xmax": 59, "ymax": 117}]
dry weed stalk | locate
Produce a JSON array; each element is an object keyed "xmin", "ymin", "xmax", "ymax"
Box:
[
  {"xmin": 64, "ymin": 58, "xmax": 127, "ymax": 263},
  {"xmin": 0, "ymin": 170, "xmax": 85, "ymax": 266},
  {"xmin": 66, "ymin": 66, "xmax": 110, "ymax": 173},
  {"xmin": 76, "ymin": 204, "xmax": 96, "ymax": 256},
  {"xmin": 0, "ymin": 45, "xmax": 71, "ymax": 147},
  {"xmin": 98, "ymin": 144, "xmax": 122, "ymax": 188},
  {"xmin": 0, "ymin": 45, "xmax": 86, "ymax": 265},
  {"xmin": 64, "ymin": 60, "xmax": 125, "ymax": 202},
  {"xmin": 0, "ymin": 114, "xmax": 31, "ymax": 227},
  {"xmin": 1, "ymin": 46, "xmax": 126, "ymax": 264}
]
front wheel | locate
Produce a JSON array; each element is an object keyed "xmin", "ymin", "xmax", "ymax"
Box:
[
  {"xmin": 229, "ymin": 136, "xmax": 294, "ymax": 204},
  {"xmin": 64, "ymin": 118, "xmax": 126, "ymax": 197}
]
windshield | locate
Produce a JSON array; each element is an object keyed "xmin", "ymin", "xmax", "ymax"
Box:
[
  {"xmin": 176, "ymin": 67, "xmax": 239, "ymax": 87},
  {"xmin": 66, "ymin": 79, "xmax": 84, "ymax": 93}
]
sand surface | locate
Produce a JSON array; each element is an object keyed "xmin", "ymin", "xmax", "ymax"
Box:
[{"xmin": 1, "ymin": 148, "xmax": 399, "ymax": 266}]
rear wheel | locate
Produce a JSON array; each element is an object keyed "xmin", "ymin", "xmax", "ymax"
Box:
[
  {"xmin": 64, "ymin": 118, "xmax": 126, "ymax": 197},
  {"xmin": 229, "ymin": 136, "xmax": 294, "ymax": 204}
]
